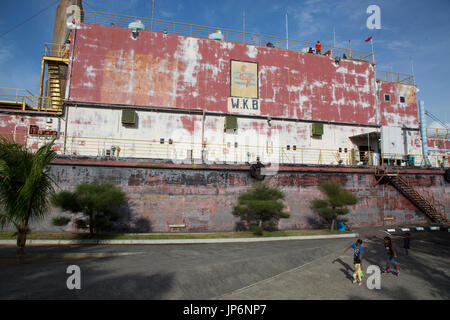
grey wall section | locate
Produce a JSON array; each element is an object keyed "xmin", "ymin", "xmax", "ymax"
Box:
[{"xmin": 22, "ymin": 162, "xmax": 448, "ymax": 233}]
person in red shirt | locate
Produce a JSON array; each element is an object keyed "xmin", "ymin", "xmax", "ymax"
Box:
[{"xmin": 316, "ymin": 40, "xmax": 322, "ymax": 54}]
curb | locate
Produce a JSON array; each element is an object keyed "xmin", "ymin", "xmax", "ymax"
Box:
[
  {"xmin": 384, "ymin": 226, "xmax": 449, "ymax": 233},
  {"xmin": 0, "ymin": 233, "xmax": 358, "ymax": 246}
]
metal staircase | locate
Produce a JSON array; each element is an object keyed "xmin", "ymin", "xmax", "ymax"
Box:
[
  {"xmin": 374, "ymin": 168, "xmax": 448, "ymax": 224},
  {"xmin": 46, "ymin": 63, "xmax": 65, "ymax": 110},
  {"xmin": 38, "ymin": 43, "xmax": 69, "ymax": 112}
]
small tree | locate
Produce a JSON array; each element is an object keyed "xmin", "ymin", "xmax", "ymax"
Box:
[
  {"xmin": 311, "ymin": 181, "xmax": 358, "ymax": 230},
  {"xmin": 52, "ymin": 182, "xmax": 126, "ymax": 235},
  {"xmin": 0, "ymin": 138, "xmax": 57, "ymax": 253},
  {"xmin": 232, "ymin": 184, "xmax": 289, "ymax": 234}
]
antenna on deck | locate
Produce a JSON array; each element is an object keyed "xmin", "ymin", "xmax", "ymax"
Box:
[
  {"xmin": 333, "ymin": 27, "xmax": 336, "ymax": 57},
  {"xmin": 410, "ymin": 57, "xmax": 416, "ymax": 86},
  {"xmin": 151, "ymin": 0, "xmax": 155, "ymax": 31},
  {"xmin": 243, "ymin": 9, "xmax": 245, "ymax": 43},
  {"xmin": 286, "ymin": 13, "xmax": 288, "ymax": 49}
]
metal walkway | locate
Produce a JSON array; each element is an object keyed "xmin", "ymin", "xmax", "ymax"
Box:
[{"xmin": 374, "ymin": 168, "xmax": 448, "ymax": 224}]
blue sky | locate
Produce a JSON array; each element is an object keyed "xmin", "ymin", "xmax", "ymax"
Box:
[{"xmin": 1, "ymin": 0, "xmax": 449, "ymax": 126}]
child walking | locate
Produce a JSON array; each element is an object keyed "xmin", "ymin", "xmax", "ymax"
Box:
[
  {"xmin": 344, "ymin": 239, "xmax": 364, "ymax": 286},
  {"xmin": 382, "ymin": 236, "xmax": 399, "ymax": 275}
]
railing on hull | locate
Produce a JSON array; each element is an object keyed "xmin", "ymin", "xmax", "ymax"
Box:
[
  {"xmin": 6, "ymin": 132, "xmax": 446, "ymax": 168},
  {"xmin": 426, "ymin": 128, "xmax": 449, "ymax": 140},
  {"xmin": 82, "ymin": 10, "xmax": 375, "ymax": 63},
  {"xmin": 375, "ymin": 70, "xmax": 415, "ymax": 85},
  {"xmin": 0, "ymin": 87, "xmax": 56, "ymax": 112}
]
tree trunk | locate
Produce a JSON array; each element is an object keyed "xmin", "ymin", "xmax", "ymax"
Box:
[
  {"xmin": 88, "ymin": 212, "xmax": 94, "ymax": 235},
  {"xmin": 16, "ymin": 229, "xmax": 27, "ymax": 256},
  {"xmin": 330, "ymin": 211, "xmax": 337, "ymax": 230}
]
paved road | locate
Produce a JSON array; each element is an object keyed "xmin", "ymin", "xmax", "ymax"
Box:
[
  {"xmin": 0, "ymin": 238, "xmax": 349, "ymax": 299},
  {"xmin": 0, "ymin": 229, "xmax": 448, "ymax": 300},
  {"xmin": 218, "ymin": 230, "xmax": 450, "ymax": 300}
]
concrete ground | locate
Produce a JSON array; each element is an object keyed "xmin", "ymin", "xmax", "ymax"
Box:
[
  {"xmin": 0, "ymin": 227, "xmax": 449, "ymax": 300},
  {"xmin": 218, "ymin": 230, "xmax": 450, "ymax": 300}
]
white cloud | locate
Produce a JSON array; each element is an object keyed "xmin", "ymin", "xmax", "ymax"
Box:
[
  {"xmin": 428, "ymin": 121, "xmax": 449, "ymax": 130},
  {"xmin": 159, "ymin": 10, "xmax": 175, "ymax": 18},
  {"xmin": 0, "ymin": 41, "xmax": 12, "ymax": 65},
  {"xmin": 379, "ymin": 39, "xmax": 413, "ymax": 52}
]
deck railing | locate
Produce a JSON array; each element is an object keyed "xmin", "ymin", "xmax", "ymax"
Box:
[
  {"xmin": 426, "ymin": 128, "xmax": 449, "ymax": 140},
  {"xmin": 81, "ymin": 11, "xmax": 422, "ymax": 81},
  {"xmin": 82, "ymin": 10, "xmax": 374, "ymax": 63},
  {"xmin": 7, "ymin": 132, "xmax": 446, "ymax": 168},
  {"xmin": 1, "ymin": 129, "xmax": 448, "ymax": 167},
  {"xmin": 0, "ymin": 87, "xmax": 55, "ymax": 112},
  {"xmin": 375, "ymin": 70, "xmax": 415, "ymax": 85},
  {"xmin": 44, "ymin": 42, "xmax": 69, "ymax": 58}
]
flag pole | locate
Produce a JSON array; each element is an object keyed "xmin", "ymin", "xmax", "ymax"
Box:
[
  {"xmin": 286, "ymin": 13, "xmax": 289, "ymax": 49},
  {"xmin": 151, "ymin": 0, "xmax": 155, "ymax": 31},
  {"xmin": 243, "ymin": 10, "xmax": 245, "ymax": 43},
  {"xmin": 371, "ymin": 38, "xmax": 375, "ymax": 64},
  {"xmin": 333, "ymin": 27, "xmax": 336, "ymax": 58},
  {"xmin": 348, "ymin": 40, "xmax": 351, "ymax": 59}
]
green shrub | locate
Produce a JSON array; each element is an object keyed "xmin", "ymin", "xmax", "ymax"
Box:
[
  {"xmin": 251, "ymin": 225, "xmax": 264, "ymax": 236},
  {"xmin": 311, "ymin": 181, "xmax": 358, "ymax": 230},
  {"xmin": 52, "ymin": 182, "xmax": 127, "ymax": 235},
  {"xmin": 232, "ymin": 183, "xmax": 289, "ymax": 232},
  {"xmin": 52, "ymin": 216, "xmax": 71, "ymax": 226}
]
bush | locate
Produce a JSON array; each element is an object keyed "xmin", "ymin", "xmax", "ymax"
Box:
[
  {"xmin": 311, "ymin": 181, "xmax": 358, "ymax": 230},
  {"xmin": 251, "ymin": 225, "xmax": 264, "ymax": 236},
  {"xmin": 232, "ymin": 183, "xmax": 289, "ymax": 232},
  {"xmin": 52, "ymin": 182, "xmax": 127, "ymax": 235},
  {"xmin": 264, "ymin": 220, "xmax": 278, "ymax": 232},
  {"xmin": 52, "ymin": 216, "xmax": 71, "ymax": 226}
]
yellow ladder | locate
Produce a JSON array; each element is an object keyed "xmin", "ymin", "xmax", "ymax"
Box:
[
  {"xmin": 38, "ymin": 56, "xmax": 69, "ymax": 112},
  {"xmin": 47, "ymin": 63, "xmax": 63, "ymax": 110}
]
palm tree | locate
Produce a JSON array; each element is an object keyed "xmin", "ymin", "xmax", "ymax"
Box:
[{"xmin": 0, "ymin": 138, "xmax": 57, "ymax": 253}]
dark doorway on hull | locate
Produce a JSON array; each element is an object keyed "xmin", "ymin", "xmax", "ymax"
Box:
[{"xmin": 358, "ymin": 146, "xmax": 371, "ymax": 165}]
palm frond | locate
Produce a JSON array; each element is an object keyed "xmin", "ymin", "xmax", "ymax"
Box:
[
  {"xmin": 0, "ymin": 138, "xmax": 56, "ymax": 230},
  {"xmin": 14, "ymin": 140, "xmax": 56, "ymax": 224}
]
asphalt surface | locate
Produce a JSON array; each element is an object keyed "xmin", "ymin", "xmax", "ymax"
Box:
[
  {"xmin": 0, "ymin": 228, "xmax": 449, "ymax": 300},
  {"xmin": 219, "ymin": 228, "xmax": 450, "ymax": 300},
  {"xmin": 0, "ymin": 238, "xmax": 349, "ymax": 299}
]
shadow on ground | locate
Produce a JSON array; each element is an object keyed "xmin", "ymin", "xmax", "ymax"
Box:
[
  {"xmin": 343, "ymin": 230, "xmax": 450, "ymax": 300},
  {"xmin": 0, "ymin": 254, "xmax": 175, "ymax": 300},
  {"xmin": 332, "ymin": 258, "xmax": 354, "ymax": 281}
]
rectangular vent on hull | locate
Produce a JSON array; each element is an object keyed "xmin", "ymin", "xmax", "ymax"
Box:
[
  {"xmin": 122, "ymin": 109, "xmax": 136, "ymax": 125},
  {"xmin": 311, "ymin": 123, "xmax": 324, "ymax": 136}
]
